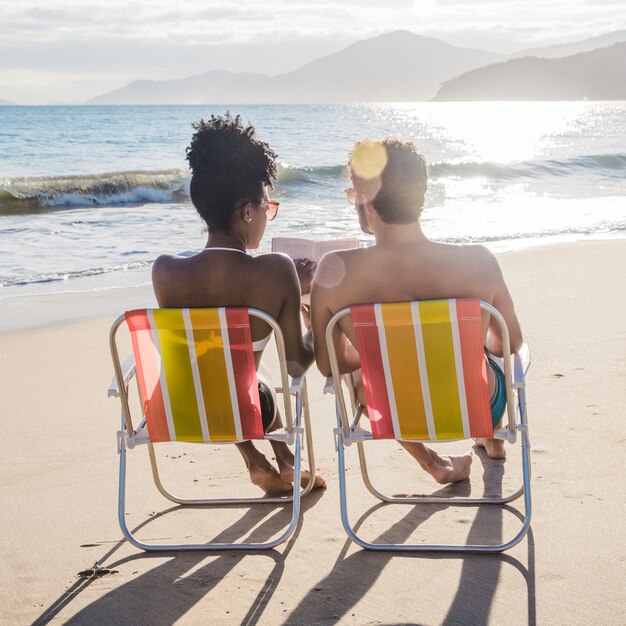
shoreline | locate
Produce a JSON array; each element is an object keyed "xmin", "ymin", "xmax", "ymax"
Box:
[{"xmin": 2, "ymin": 235, "xmax": 625, "ymax": 333}]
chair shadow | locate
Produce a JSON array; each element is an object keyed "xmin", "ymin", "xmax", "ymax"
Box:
[
  {"xmin": 442, "ymin": 446, "xmax": 536, "ymax": 626},
  {"xmin": 33, "ymin": 490, "xmax": 324, "ymax": 626},
  {"xmin": 284, "ymin": 447, "xmax": 535, "ymax": 626}
]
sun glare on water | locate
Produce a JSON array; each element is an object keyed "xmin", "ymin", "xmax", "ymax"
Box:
[{"xmin": 425, "ymin": 102, "xmax": 590, "ymax": 164}]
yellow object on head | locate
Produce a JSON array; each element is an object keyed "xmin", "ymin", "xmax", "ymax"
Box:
[{"xmin": 351, "ymin": 140, "xmax": 388, "ymax": 180}]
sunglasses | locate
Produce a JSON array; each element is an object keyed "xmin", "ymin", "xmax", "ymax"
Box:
[
  {"xmin": 261, "ymin": 198, "xmax": 280, "ymax": 221},
  {"xmin": 344, "ymin": 187, "xmax": 356, "ymax": 205}
]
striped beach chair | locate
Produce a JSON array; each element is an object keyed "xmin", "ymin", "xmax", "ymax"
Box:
[
  {"xmin": 108, "ymin": 307, "xmax": 316, "ymax": 551},
  {"xmin": 325, "ymin": 299, "xmax": 531, "ymax": 552}
]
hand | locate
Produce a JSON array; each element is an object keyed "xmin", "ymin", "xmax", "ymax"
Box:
[
  {"xmin": 294, "ymin": 257, "xmax": 317, "ymax": 295},
  {"xmin": 300, "ymin": 304, "xmax": 311, "ymax": 330}
]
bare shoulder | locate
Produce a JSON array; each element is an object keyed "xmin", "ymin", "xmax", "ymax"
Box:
[
  {"xmin": 253, "ymin": 251, "xmax": 297, "ymax": 277},
  {"xmin": 151, "ymin": 253, "xmax": 185, "ymax": 305},
  {"xmin": 252, "ymin": 251, "xmax": 300, "ymax": 293},
  {"xmin": 318, "ymin": 246, "xmax": 365, "ymax": 272},
  {"xmin": 457, "ymin": 243, "xmax": 500, "ymax": 275},
  {"xmin": 314, "ymin": 248, "xmax": 359, "ymax": 289},
  {"xmin": 152, "ymin": 251, "xmax": 177, "ymax": 267},
  {"xmin": 152, "ymin": 253, "xmax": 180, "ymax": 280}
]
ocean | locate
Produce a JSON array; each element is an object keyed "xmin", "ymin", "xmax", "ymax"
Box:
[{"xmin": 1, "ymin": 102, "xmax": 625, "ymax": 303}]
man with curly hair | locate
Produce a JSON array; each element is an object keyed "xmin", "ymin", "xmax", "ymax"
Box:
[
  {"xmin": 310, "ymin": 138, "xmax": 523, "ymax": 483},
  {"xmin": 153, "ymin": 113, "xmax": 324, "ymax": 494}
]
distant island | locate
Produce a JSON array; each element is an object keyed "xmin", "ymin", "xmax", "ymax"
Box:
[
  {"xmin": 433, "ymin": 43, "xmax": 626, "ymax": 101},
  {"xmin": 0, "ymin": 99, "xmax": 15, "ymax": 105},
  {"xmin": 509, "ymin": 29, "xmax": 626, "ymax": 60}
]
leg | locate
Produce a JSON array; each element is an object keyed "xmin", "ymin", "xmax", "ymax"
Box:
[
  {"xmin": 352, "ymin": 369, "xmax": 471, "ymax": 484},
  {"xmin": 474, "ymin": 437, "xmax": 505, "ymax": 459},
  {"xmin": 399, "ymin": 441, "xmax": 473, "ymax": 484},
  {"xmin": 475, "ymin": 357, "xmax": 507, "ymax": 459},
  {"xmin": 257, "ymin": 365, "xmax": 325, "ymax": 490},
  {"xmin": 268, "ymin": 412, "xmax": 326, "ymax": 490},
  {"xmin": 235, "ymin": 441, "xmax": 293, "ymax": 495}
]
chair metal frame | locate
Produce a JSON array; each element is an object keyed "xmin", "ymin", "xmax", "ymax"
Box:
[
  {"xmin": 109, "ymin": 307, "xmax": 317, "ymax": 551},
  {"xmin": 325, "ymin": 299, "xmax": 531, "ymax": 552}
]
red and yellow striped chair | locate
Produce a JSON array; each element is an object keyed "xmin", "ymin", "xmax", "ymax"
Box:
[
  {"xmin": 325, "ymin": 299, "xmax": 531, "ymax": 552},
  {"xmin": 108, "ymin": 307, "xmax": 316, "ymax": 551}
]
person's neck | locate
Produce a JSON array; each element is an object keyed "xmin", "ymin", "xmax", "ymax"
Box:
[
  {"xmin": 204, "ymin": 232, "xmax": 247, "ymax": 252},
  {"xmin": 372, "ymin": 220, "xmax": 429, "ymax": 248}
]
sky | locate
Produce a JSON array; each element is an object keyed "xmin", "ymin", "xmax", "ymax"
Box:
[{"xmin": 1, "ymin": 0, "xmax": 624, "ymax": 104}]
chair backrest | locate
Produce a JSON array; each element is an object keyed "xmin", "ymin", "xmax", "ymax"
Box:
[
  {"xmin": 350, "ymin": 299, "xmax": 494, "ymax": 441},
  {"xmin": 125, "ymin": 307, "xmax": 265, "ymax": 443}
]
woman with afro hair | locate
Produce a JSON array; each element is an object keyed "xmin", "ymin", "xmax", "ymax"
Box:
[{"xmin": 152, "ymin": 113, "xmax": 325, "ymax": 494}]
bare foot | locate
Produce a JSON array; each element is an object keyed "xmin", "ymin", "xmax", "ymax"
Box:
[
  {"xmin": 249, "ymin": 465, "xmax": 294, "ymax": 496},
  {"xmin": 424, "ymin": 449, "xmax": 473, "ymax": 484},
  {"xmin": 401, "ymin": 442, "xmax": 472, "ymax": 484},
  {"xmin": 474, "ymin": 438, "xmax": 506, "ymax": 459},
  {"xmin": 270, "ymin": 440, "xmax": 326, "ymax": 490},
  {"xmin": 279, "ymin": 466, "xmax": 327, "ymax": 490}
]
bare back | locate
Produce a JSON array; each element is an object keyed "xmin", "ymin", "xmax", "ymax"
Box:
[
  {"xmin": 312, "ymin": 238, "xmax": 522, "ymax": 376},
  {"xmin": 153, "ymin": 250, "xmax": 311, "ymax": 373}
]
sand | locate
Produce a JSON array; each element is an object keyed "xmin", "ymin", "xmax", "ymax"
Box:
[{"xmin": 1, "ymin": 239, "xmax": 625, "ymax": 625}]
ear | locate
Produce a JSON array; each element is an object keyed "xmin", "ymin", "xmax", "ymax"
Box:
[
  {"xmin": 238, "ymin": 202, "xmax": 253, "ymax": 224},
  {"xmin": 363, "ymin": 198, "xmax": 379, "ymax": 222},
  {"xmin": 358, "ymin": 198, "xmax": 377, "ymax": 235}
]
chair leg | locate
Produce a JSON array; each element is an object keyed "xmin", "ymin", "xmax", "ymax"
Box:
[
  {"xmin": 299, "ymin": 380, "xmax": 317, "ymax": 497},
  {"xmin": 118, "ymin": 432, "xmax": 304, "ymax": 551},
  {"xmin": 337, "ymin": 431, "xmax": 532, "ymax": 553},
  {"xmin": 117, "ymin": 400, "xmax": 307, "ymax": 551}
]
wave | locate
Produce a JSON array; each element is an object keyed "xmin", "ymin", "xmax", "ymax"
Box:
[
  {"xmin": 0, "ymin": 260, "xmax": 153, "ymax": 288},
  {"xmin": 0, "ymin": 169, "xmax": 190, "ymax": 215},
  {"xmin": 276, "ymin": 163, "xmax": 345, "ymax": 184},
  {"xmin": 1, "ymin": 153, "xmax": 623, "ymax": 215},
  {"xmin": 430, "ymin": 153, "xmax": 626, "ymax": 181},
  {"xmin": 277, "ymin": 154, "xmax": 626, "ymax": 185}
]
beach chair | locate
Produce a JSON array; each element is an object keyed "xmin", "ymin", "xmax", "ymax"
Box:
[
  {"xmin": 325, "ymin": 299, "xmax": 531, "ymax": 552},
  {"xmin": 108, "ymin": 307, "xmax": 316, "ymax": 551}
]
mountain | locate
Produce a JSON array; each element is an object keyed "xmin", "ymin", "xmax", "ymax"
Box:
[
  {"xmin": 432, "ymin": 43, "xmax": 626, "ymax": 101},
  {"xmin": 0, "ymin": 99, "xmax": 15, "ymax": 105},
  {"xmin": 512, "ymin": 29, "xmax": 626, "ymax": 59},
  {"xmin": 89, "ymin": 71, "xmax": 268, "ymax": 105},
  {"xmin": 88, "ymin": 30, "xmax": 503, "ymax": 104},
  {"xmin": 257, "ymin": 30, "xmax": 502, "ymax": 103}
]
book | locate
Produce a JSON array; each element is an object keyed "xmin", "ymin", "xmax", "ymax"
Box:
[
  {"xmin": 271, "ymin": 236, "xmax": 359, "ymax": 262},
  {"xmin": 272, "ymin": 236, "xmax": 359, "ymax": 304}
]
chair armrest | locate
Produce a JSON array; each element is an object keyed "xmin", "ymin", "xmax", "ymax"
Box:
[
  {"xmin": 108, "ymin": 355, "xmax": 136, "ymax": 398},
  {"xmin": 513, "ymin": 343, "xmax": 531, "ymax": 388},
  {"xmin": 289, "ymin": 375, "xmax": 304, "ymax": 395},
  {"xmin": 323, "ymin": 376, "xmax": 336, "ymax": 395}
]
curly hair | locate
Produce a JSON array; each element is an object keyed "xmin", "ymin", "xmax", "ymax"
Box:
[
  {"xmin": 349, "ymin": 138, "xmax": 428, "ymax": 224},
  {"xmin": 185, "ymin": 112, "xmax": 277, "ymax": 232}
]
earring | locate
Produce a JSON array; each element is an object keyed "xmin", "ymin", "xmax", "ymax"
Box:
[{"xmin": 246, "ymin": 216, "xmax": 252, "ymax": 223}]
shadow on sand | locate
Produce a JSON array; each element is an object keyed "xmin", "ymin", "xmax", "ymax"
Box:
[
  {"xmin": 33, "ymin": 448, "xmax": 534, "ymax": 625},
  {"xmin": 283, "ymin": 446, "xmax": 535, "ymax": 626},
  {"xmin": 33, "ymin": 490, "xmax": 324, "ymax": 626}
]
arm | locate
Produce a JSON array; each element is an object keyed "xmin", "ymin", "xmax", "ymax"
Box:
[
  {"xmin": 294, "ymin": 258, "xmax": 316, "ymax": 295},
  {"xmin": 484, "ymin": 255, "xmax": 523, "ymax": 356},
  {"xmin": 151, "ymin": 255, "xmax": 172, "ymax": 306},
  {"xmin": 272, "ymin": 256, "xmax": 315, "ymax": 378},
  {"xmin": 310, "ymin": 254, "xmax": 361, "ymax": 377}
]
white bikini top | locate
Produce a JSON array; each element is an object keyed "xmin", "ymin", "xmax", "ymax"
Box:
[{"xmin": 204, "ymin": 246, "xmax": 271, "ymax": 352}]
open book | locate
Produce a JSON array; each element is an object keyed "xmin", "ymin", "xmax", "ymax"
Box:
[
  {"xmin": 271, "ymin": 236, "xmax": 359, "ymax": 262},
  {"xmin": 272, "ymin": 236, "xmax": 359, "ymax": 304}
]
